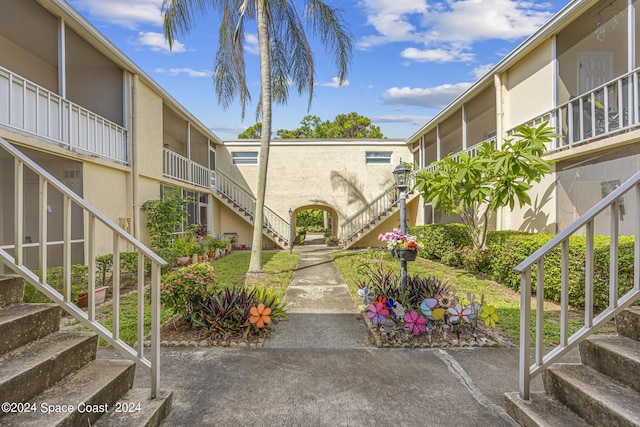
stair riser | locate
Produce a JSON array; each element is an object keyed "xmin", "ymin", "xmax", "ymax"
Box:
[
  {"xmin": 544, "ymin": 369, "xmax": 637, "ymax": 427},
  {"xmin": 580, "ymin": 338, "xmax": 640, "ymax": 394},
  {"xmin": 616, "ymin": 307, "xmax": 640, "ymax": 341},
  {"xmin": 0, "ymin": 276, "xmax": 24, "ymax": 307},
  {"xmin": 0, "ymin": 306, "xmax": 61, "ymax": 354},
  {"xmin": 55, "ymin": 363, "xmax": 135, "ymax": 427},
  {"xmin": 0, "ymin": 335, "xmax": 98, "ymax": 406}
]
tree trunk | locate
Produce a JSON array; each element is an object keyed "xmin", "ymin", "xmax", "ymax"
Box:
[{"xmin": 248, "ymin": 0, "xmax": 272, "ymax": 274}]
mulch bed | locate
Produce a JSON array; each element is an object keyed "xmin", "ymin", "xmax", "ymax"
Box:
[{"xmin": 153, "ymin": 317, "xmax": 269, "ymax": 349}]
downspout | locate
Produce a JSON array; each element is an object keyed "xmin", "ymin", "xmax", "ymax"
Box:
[
  {"xmin": 131, "ymin": 74, "xmax": 140, "ymax": 239},
  {"xmin": 494, "ymin": 72, "xmax": 505, "ymax": 231},
  {"xmin": 58, "ymin": 18, "xmax": 66, "ymax": 97}
]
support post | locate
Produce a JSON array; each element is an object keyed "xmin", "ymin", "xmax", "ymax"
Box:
[{"xmin": 400, "ymin": 191, "xmax": 407, "ymax": 291}]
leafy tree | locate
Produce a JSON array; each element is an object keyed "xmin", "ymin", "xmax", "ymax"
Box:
[
  {"xmin": 163, "ymin": 0, "xmax": 353, "ymax": 273},
  {"xmin": 413, "ymin": 123, "xmax": 558, "ymax": 250},
  {"xmin": 296, "ymin": 209, "xmax": 324, "ymax": 231},
  {"xmin": 238, "ymin": 122, "xmax": 262, "ymax": 139},
  {"xmin": 275, "ymin": 112, "xmax": 384, "ymax": 138},
  {"xmin": 140, "ymin": 189, "xmax": 194, "ymax": 250}
]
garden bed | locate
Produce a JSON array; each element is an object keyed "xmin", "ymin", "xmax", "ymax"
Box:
[{"xmin": 359, "ymin": 305, "xmax": 512, "ymax": 348}]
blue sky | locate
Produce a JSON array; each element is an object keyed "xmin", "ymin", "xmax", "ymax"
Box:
[{"xmin": 67, "ymin": 0, "xmax": 570, "ymax": 140}]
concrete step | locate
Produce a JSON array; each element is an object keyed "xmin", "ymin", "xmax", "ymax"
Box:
[
  {"xmin": 504, "ymin": 391, "xmax": 590, "ymax": 427},
  {"xmin": 544, "ymin": 363, "xmax": 640, "ymax": 426},
  {"xmin": 0, "ymin": 276, "xmax": 24, "ymax": 307},
  {"xmin": 0, "ymin": 331, "xmax": 98, "ymax": 407},
  {"xmin": 0, "ymin": 303, "xmax": 61, "ymax": 354},
  {"xmin": 0, "ymin": 359, "xmax": 135, "ymax": 427},
  {"xmin": 616, "ymin": 306, "xmax": 640, "ymax": 341},
  {"xmin": 95, "ymin": 388, "xmax": 173, "ymax": 427},
  {"xmin": 580, "ymin": 334, "xmax": 640, "ymax": 394}
]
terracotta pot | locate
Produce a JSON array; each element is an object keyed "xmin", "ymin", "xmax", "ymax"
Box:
[{"xmin": 77, "ymin": 286, "xmax": 109, "ymax": 308}]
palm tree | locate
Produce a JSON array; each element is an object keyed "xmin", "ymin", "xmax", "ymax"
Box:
[{"xmin": 162, "ymin": 0, "xmax": 353, "ymax": 273}]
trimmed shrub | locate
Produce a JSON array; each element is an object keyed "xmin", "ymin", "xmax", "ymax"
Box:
[{"xmin": 410, "ymin": 224, "xmax": 471, "ymax": 266}]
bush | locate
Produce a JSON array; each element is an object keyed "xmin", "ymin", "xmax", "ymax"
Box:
[
  {"xmin": 160, "ymin": 263, "xmax": 218, "ymax": 323},
  {"xmin": 410, "ymin": 224, "xmax": 470, "ymax": 266},
  {"xmin": 460, "ymin": 246, "xmax": 491, "ymax": 274}
]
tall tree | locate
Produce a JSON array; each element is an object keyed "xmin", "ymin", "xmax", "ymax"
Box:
[
  {"xmin": 414, "ymin": 123, "xmax": 557, "ymax": 250},
  {"xmin": 272, "ymin": 113, "xmax": 384, "ymax": 139},
  {"xmin": 163, "ymin": 0, "xmax": 353, "ymax": 273}
]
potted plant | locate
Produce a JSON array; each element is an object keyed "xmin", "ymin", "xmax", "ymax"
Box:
[
  {"xmin": 378, "ymin": 228, "xmax": 420, "ymax": 261},
  {"xmin": 77, "ymin": 286, "xmax": 109, "ymax": 308}
]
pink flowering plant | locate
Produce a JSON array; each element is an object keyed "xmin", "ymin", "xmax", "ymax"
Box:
[
  {"xmin": 355, "ymin": 254, "xmax": 499, "ymax": 345},
  {"xmin": 160, "ymin": 263, "xmax": 217, "ymax": 320},
  {"xmin": 378, "ymin": 228, "xmax": 420, "ymax": 251}
]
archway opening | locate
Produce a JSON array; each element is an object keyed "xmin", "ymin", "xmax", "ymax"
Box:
[{"xmin": 291, "ymin": 205, "xmax": 339, "ymax": 246}]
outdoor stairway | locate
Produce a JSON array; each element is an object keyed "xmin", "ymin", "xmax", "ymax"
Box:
[
  {"xmin": 505, "ymin": 306, "xmax": 640, "ymax": 426},
  {"xmin": 0, "ymin": 275, "xmax": 172, "ymax": 427},
  {"xmin": 341, "ymin": 186, "xmax": 419, "ymax": 249},
  {"xmin": 213, "ymin": 170, "xmax": 290, "ymax": 250}
]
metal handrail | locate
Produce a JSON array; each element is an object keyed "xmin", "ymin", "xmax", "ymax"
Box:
[
  {"xmin": 340, "ymin": 182, "xmax": 404, "ymax": 244},
  {"xmin": 0, "ymin": 65, "xmax": 128, "ymax": 164},
  {"xmin": 515, "ymin": 169, "xmax": 640, "ymax": 400},
  {"xmin": 212, "ymin": 170, "xmax": 290, "ymax": 245},
  {"xmin": 0, "ymin": 137, "xmax": 165, "ymax": 396}
]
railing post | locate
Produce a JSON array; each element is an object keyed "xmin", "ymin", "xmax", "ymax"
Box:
[
  {"xmin": 14, "ymin": 159, "xmax": 24, "ymax": 265},
  {"xmin": 150, "ymin": 260, "xmax": 161, "ymax": 397},
  {"xmin": 519, "ymin": 267, "xmax": 532, "ymax": 400}
]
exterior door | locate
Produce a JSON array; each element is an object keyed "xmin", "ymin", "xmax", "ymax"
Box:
[{"xmin": 578, "ymin": 52, "xmax": 614, "ymax": 94}]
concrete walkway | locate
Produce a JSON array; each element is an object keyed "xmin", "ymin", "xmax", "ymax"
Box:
[{"xmin": 119, "ymin": 243, "xmax": 581, "ymax": 426}]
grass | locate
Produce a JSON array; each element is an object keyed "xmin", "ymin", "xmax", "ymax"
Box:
[
  {"xmin": 332, "ymin": 249, "xmax": 610, "ymax": 347},
  {"xmin": 84, "ymin": 250, "xmax": 300, "ymax": 346}
]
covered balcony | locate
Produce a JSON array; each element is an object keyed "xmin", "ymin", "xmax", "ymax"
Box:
[{"xmin": 0, "ymin": 0, "xmax": 128, "ymax": 164}]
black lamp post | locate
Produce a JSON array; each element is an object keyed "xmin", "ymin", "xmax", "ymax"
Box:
[
  {"xmin": 289, "ymin": 208, "xmax": 294, "ymax": 255},
  {"xmin": 393, "ymin": 160, "xmax": 410, "ymax": 291}
]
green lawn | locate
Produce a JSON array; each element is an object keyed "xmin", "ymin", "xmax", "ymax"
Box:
[{"xmin": 332, "ymin": 249, "xmax": 603, "ymax": 347}]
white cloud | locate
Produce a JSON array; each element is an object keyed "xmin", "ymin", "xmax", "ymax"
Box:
[
  {"xmin": 358, "ymin": 0, "xmax": 554, "ymax": 63},
  {"xmin": 372, "ymin": 114, "xmax": 429, "ymax": 125},
  {"xmin": 245, "ymin": 34, "xmax": 260, "ymax": 55},
  {"xmin": 321, "ymin": 77, "xmax": 350, "ymax": 88},
  {"xmin": 401, "ymin": 47, "xmax": 474, "ymax": 63},
  {"xmin": 155, "ymin": 68, "xmax": 209, "ymax": 78},
  {"xmin": 70, "ymin": 0, "xmax": 163, "ymax": 29},
  {"xmin": 382, "ymin": 82, "xmax": 472, "ymax": 108},
  {"xmin": 472, "ymin": 63, "xmax": 495, "ymax": 79},
  {"xmin": 135, "ymin": 32, "xmax": 185, "ymax": 53}
]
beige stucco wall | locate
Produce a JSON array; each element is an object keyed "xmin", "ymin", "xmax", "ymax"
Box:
[
  {"xmin": 503, "ymin": 39, "xmax": 554, "ymax": 129},
  {"xmin": 221, "ymin": 140, "xmax": 412, "ymax": 230},
  {"xmin": 135, "ymin": 81, "xmax": 164, "ymax": 180},
  {"xmin": 499, "ymin": 164, "xmax": 557, "ymax": 234},
  {"xmin": 83, "ymin": 162, "xmax": 131, "ymax": 255}
]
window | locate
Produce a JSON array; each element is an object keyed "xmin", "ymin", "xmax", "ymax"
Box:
[
  {"xmin": 232, "ymin": 152, "xmax": 258, "ymax": 165},
  {"xmin": 365, "ymin": 151, "xmax": 392, "ymax": 164}
]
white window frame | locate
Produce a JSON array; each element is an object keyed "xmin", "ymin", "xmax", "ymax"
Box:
[
  {"xmin": 365, "ymin": 151, "xmax": 392, "ymax": 164},
  {"xmin": 232, "ymin": 151, "xmax": 258, "ymax": 165}
]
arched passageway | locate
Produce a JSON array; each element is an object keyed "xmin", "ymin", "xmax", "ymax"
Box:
[{"xmin": 290, "ymin": 204, "xmax": 339, "ymax": 245}]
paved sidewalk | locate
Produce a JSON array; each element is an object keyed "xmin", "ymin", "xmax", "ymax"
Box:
[{"xmin": 112, "ymin": 243, "xmax": 581, "ymax": 426}]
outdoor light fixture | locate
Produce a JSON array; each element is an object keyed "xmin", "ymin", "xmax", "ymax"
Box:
[{"xmin": 393, "ymin": 160, "xmax": 410, "ymax": 192}]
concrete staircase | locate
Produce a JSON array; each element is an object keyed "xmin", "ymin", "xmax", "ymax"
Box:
[
  {"xmin": 505, "ymin": 306, "xmax": 640, "ymax": 426},
  {"xmin": 341, "ymin": 190, "xmax": 420, "ymax": 249},
  {"xmin": 0, "ymin": 275, "xmax": 172, "ymax": 426}
]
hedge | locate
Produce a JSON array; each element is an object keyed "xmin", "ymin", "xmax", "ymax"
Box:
[{"xmin": 409, "ymin": 224, "xmax": 635, "ymax": 311}]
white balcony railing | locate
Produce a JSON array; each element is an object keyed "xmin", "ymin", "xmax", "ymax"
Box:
[
  {"xmin": 507, "ymin": 68, "xmax": 640, "ymax": 152},
  {"xmin": 162, "ymin": 148, "xmax": 210, "ymax": 188},
  {"xmin": 0, "ymin": 66, "xmax": 128, "ymax": 164}
]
